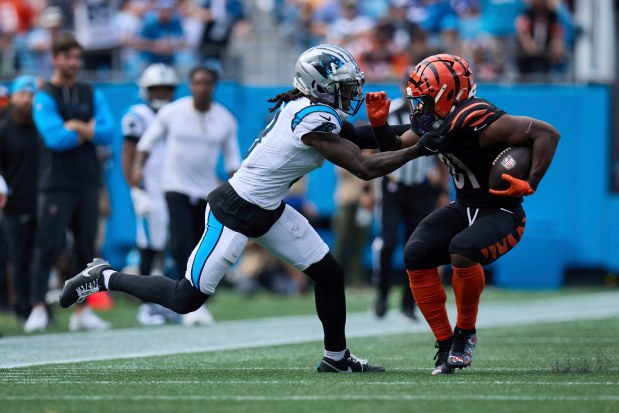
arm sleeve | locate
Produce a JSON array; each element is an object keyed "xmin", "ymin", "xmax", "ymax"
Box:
[
  {"xmin": 339, "ymin": 122, "xmax": 410, "ymax": 150},
  {"xmin": 339, "ymin": 122, "xmax": 377, "ymax": 149},
  {"xmin": 91, "ymin": 89, "xmax": 115, "ymax": 145},
  {"xmin": 222, "ymin": 116, "xmax": 241, "ymax": 174},
  {"xmin": 33, "ymin": 92, "xmax": 80, "ymax": 151},
  {"xmin": 137, "ymin": 110, "xmax": 167, "ymax": 153}
]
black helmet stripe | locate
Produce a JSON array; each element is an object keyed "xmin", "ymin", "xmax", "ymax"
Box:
[{"xmin": 438, "ymin": 59, "xmax": 460, "ymax": 94}]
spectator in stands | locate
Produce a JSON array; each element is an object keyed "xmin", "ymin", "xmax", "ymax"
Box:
[
  {"xmin": 0, "ymin": 75, "xmax": 39, "ymax": 321},
  {"xmin": 72, "ymin": 0, "xmax": 123, "ymax": 75},
  {"xmin": 478, "ymin": 0, "xmax": 526, "ymax": 81},
  {"xmin": 130, "ymin": 65, "xmax": 240, "ymax": 325},
  {"xmin": 515, "ymin": 0, "xmax": 566, "ymax": 82},
  {"xmin": 22, "ymin": 6, "xmax": 64, "ymax": 76},
  {"xmin": 195, "ymin": 0, "xmax": 246, "ymax": 65},
  {"xmin": 0, "ymin": 0, "xmax": 35, "ymax": 76},
  {"xmin": 420, "ymin": 0, "xmax": 459, "ymax": 54},
  {"xmin": 136, "ymin": 0, "xmax": 185, "ymax": 69},
  {"xmin": 27, "ymin": 33, "xmax": 114, "ymax": 333},
  {"xmin": 114, "ymin": 0, "xmax": 149, "ymax": 78},
  {"xmin": 325, "ymin": 0, "xmax": 374, "ymax": 56},
  {"xmin": 388, "ymin": 0, "xmax": 428, "ymax": 61},
  {"xmin": 356, "ymin": 19, "xmax": 410, "ymax": 82},
  {"xmin": 277, "ymin": 0, "xmax": 316, "ymax": 52}
]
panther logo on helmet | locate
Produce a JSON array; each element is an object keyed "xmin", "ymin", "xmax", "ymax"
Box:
[
  {"xmin": 407, "ymin": 54, "xmax": 476, "ymax": 134},
  {"xmin": 293, "ymin": 44, "xmax": 365, "ymax": 118}
]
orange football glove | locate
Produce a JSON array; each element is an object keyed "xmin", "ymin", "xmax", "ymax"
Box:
[
  {"xmin": 489, "ymin": 174, "xmax": 535, "ymax": 197},
  {"xmin": 365, "ymin": 91, "xmax": 391, "ymax": 127}
]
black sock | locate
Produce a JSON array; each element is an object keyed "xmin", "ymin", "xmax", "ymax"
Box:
[
  {"xmin": 109, "ymin": 272, "xmax": 207, "ymax": 314},
  {"xmin": 304, "ymin": 253, "xmax": 346, "ymax": 352}
]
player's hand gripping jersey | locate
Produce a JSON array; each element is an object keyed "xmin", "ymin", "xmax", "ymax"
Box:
[{"xmin": 229, "ymin": 97, "xmax": 342, "ymax": 210}]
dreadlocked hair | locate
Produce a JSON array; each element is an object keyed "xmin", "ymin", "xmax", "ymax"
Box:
[{"xmin": 267, "ymin": 88, "xmax": 306, "ymax": 112}]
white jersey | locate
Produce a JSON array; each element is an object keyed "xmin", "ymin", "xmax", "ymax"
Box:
[
  {"xmin": 229, "ymin": 97, "xmax": 342, "ymax": 210},
  {"xmin": 122, "ymin": 103, "xmax": 168, "ymax": 250},
  {"xmin": 122, "ymin": 104, "xmax": 165, "ymax": 196},
  {"xmin": 137, "ymin": 96, "xmax": 241, "ymax": 199}
]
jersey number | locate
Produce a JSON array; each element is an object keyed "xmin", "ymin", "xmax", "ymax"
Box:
[
  {"xmin": 438, "ymin": 153, "xmax": 480, "ymax": 190},
  {"xmin": 244, "ymin": 111, "xmax": 280, "ymax": 159}
]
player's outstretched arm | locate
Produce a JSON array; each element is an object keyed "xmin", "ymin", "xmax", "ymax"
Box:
[
  {"xmin": 365, "ymin": 91, "xmax": 421, "ymax": 151},
  {"xmin": 302, "ymin": 131, "xmax": 422, "ymax": 181},
  {"xmin": 482, "ymin": 115, "xmax": 560, "ymax": 192}
]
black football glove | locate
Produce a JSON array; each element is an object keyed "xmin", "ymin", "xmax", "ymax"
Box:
[{"xmin": 416, "ymin": 131, "xmax": 448, "ymax": 156}]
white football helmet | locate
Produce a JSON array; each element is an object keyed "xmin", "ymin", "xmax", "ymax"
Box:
[
  {"xmin": 138, "ymin": 63, "xmax": 178, "ymax": 110},
  {"xmin": 293, "ymin": 44, "xmax": 365, "ymax": 117}
]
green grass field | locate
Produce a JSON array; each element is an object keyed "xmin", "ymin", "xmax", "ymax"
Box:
[{"xmin": 1, "ymin": 287, "xmax": 618, "ymax": 413}]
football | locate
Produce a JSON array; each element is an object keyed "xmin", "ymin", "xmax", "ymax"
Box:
[{"xmin": 489, "ymin": 146, "xmax": 533, "ymax": 190}]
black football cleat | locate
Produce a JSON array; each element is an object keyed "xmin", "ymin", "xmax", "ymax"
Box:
[
  {"xmin": 317, "ymin": 349, "xmax": 386, "ymax": 373},
  {"xmin": 432, "ymin": 338, "xmax": 455, "ymax": 375},
  {"xmin": 59, "ymin": 258, "xmax": 111, "ymax": 308},
  {"xmin": 448, "ymin": 327, "xmax": 477, "ymax": 369}
]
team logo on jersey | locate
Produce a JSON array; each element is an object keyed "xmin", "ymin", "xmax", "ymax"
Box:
[
  {"xmin": 501, "ymin": 155, "xmax": 516, "ymax": 170},
  {"xmin": 313, "ymin": 122, "xmax": 336, "ymax": 133}
]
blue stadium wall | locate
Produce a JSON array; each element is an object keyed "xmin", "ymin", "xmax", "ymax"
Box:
[{"xmin": 97, "ymin": 82, "xmax": 617, "ymax": 289}]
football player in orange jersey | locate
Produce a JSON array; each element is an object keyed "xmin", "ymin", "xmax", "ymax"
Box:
[{"xmin": 365, "ymin": 54, "xmax": 560, "ymax": 374}]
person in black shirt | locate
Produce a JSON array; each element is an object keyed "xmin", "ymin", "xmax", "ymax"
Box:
[
  {"xmin": 366, "ymin": 54, "xmax": 560, "ymax": 375},
  {"xmin": 26, "ymin": 33, "xmax": 115, "ymax": 333},
  {"xmin": 0, "ymin": 76, "xmax": 40, "ymax": 321}
]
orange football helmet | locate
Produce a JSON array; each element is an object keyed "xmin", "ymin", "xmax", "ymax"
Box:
[{"xmin": 407, "ymin": 54, "xmax": 476, "ymax": 133}]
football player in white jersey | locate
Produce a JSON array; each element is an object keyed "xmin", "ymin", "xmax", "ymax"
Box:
[
  {"xmin": 61, "ymin": 44, "xmax": 436, "ymax": 372},
  {"xmin": 121, "ymin": 63, "xmax": 179, "ymax": 325}
]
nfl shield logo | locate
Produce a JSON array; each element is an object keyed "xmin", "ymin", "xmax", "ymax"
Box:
[{"xmin": 501, "ymin": 155, "xmax": 516, "ymax": 170}]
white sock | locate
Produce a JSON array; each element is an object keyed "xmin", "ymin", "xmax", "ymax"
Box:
[
  {"xmin": 102, "ymin": 269, "xmax": 115, "ymax": 289},
  {"xmin": 324, "ymin": 349, "xmax": 346, "ymax": 361}
]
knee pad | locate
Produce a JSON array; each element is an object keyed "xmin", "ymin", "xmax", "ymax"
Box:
[
  {"xmin": 303, "ymin": 252, "xmax": 344, "ymax": 287},
  {"xmin": 173, "ymin": 278, "xmax": 208, "ymax": 314}
]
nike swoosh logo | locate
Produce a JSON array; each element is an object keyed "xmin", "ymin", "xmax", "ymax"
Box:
[
  {"xmin": 426, "ymin": 147, "xmax": 438, "ymax": 153},
  {"xmin": 474, "ymin": 124, "xmax": 487, "ymax": 131},
  {"xmin": 322, "ymin": 361, "xmax": 353, "ymax": 372},
  {"xmin": 319, "ymin": 114, "xmax": 332, "ymax": 121}
]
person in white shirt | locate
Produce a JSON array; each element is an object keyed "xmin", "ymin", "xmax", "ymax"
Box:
[
  {"xmin": 131, "ymin": 65, "xmax": 238, "ymax": 325},
  {"xmin": 60, "ymin": 44, "xmax": 432, "ymax": 372}
]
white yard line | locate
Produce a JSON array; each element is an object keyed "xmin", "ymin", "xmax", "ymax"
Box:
[
  {"xmin": 1, "ymin": 395, "xmax": 619, "ymax": 402},
  {"xmin": 0, "ymin": 291, "xmax": 617, "ymax": 369}
]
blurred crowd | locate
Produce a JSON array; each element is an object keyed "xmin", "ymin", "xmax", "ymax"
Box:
[
  {"xmin": 275, "ymin": 0, "xmax": 577, "ymax": 83},
  {"xmin": 0, "ymin": 0, "xmax": 577, "ymax": 83},
  {"xmin": 0, "ymin": 0, "xmax": 248, "ymax": 79}
]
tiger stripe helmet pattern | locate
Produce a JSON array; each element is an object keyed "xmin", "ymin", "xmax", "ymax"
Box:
[{"xmin": 407, "ymin": 54, "xmax": 476, "ymax": 119}]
